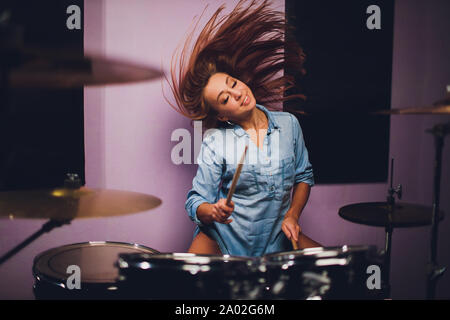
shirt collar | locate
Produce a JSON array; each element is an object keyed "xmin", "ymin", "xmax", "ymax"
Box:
[{"xmin": 229, "ymin": 104, "xmax": 280, "ymax": 137}]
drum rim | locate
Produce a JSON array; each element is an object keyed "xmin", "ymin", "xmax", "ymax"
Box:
[
  {"xmin": 33, "ymin": 241, "xmax": 159, "ymax": 287},
  {"xmin": 117, "ymin": 252, "xmax": 255, "ymax": 270},
  {"xmin": 262, "ymin": 245, "xmax": 378, "ymax": 262}
]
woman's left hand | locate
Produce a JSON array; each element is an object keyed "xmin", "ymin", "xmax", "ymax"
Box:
[{"xmin": 281, "ymin": 212, "xmax": 301, "ymax": 242}]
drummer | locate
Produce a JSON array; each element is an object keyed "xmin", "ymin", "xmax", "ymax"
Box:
[{"xmin": 168, "ymin": 0, "xmax": 321, "ymax": 256}]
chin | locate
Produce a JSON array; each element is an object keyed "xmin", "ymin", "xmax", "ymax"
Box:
[{"xmin": 248, "ymin": 101, "xmax": 257, "ymax": 110}]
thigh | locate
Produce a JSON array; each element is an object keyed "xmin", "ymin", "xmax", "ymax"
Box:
[
  {"xmin": 188, "ymin": 231, "xmax": 222, "ymax": 255},
  {"xmin": 298, "ymin": 233, "xmax": 322, "ymax": 249}
]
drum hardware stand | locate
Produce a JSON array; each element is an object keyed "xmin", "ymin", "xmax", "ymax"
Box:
[
  {"xmin": 383, "ymin": 158, "xmax": 402, "ymax": 298},
  {"xmin": 425, "ymin": 122, "xmax": 449, "ymax": 299},
  {"xmin": 0, "ymin": 219, "xmax": 72, "ymax": 266},
  {"xmin": 0, "ymin": 173, "xmax": 80, "ymax": 266}
]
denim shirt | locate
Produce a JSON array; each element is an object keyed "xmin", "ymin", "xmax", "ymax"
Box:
[{"xmin": 185, "ymin": 104, "xmax": 314, "ymax": 257}]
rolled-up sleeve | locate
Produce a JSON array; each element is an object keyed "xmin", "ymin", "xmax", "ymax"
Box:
[
  {"xmin": 291, "ymin": 114, "xmax": 314, "ymax": 186},
  {"xmin": 185, "ymin": 135, "xmax": 223, "ymax": 226}
]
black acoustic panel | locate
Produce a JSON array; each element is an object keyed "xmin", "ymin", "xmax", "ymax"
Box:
[
  {"xmin": 0, "ymin": 0, "xmax": 84, "ymax": 190},
  {"xmin": 285, "ymin": 0, "xmax": 394, "ymax": 184}
]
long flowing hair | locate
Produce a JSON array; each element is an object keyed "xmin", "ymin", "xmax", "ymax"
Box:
[{"xmin": 166, "ymin": 0, "xmax": 306, "ymax": 129}]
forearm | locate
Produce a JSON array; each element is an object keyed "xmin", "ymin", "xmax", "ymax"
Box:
[
  {"xmin": 197, "ymin": 202, "xmax": 214, "ymax": 225},
  {"xmin": 286, "ymin": 182, "xmax": 311, "ymax": 220}
]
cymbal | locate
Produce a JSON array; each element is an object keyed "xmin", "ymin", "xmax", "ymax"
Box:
[
  {"xmin": 285, "ymin": 97, "xmax": 450, "ymax": 116},
  {"xmin": 4, "ymin": 48, "xmax": 163, "ymax": 88},
  {"xmin": 374, "ymin": 105, "xmax": 450, "ymax": 115},
  {"xmin": 0, "ymin": 187, "xmax": 162, "ymax": 220},
  {"xmin": 373, "ymin": 97, "xmax": 450, "ymax": 115},
  {"xmin": 339, "ymin": 202, "xmax": 445, "ymax": 228}
]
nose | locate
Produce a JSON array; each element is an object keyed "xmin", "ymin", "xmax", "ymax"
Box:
[{"xmin": 228, "ymin": 87, "xmax": 242, "ymax": 101}]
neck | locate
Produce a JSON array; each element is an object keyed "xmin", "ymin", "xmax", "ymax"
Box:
[{"xmin": 237, "ymin": 107, "xmax": 268, "ymax": 131}]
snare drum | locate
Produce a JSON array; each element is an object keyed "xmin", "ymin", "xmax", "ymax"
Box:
[
  {"xmin": 117, "ymin": 253, "xmax": 265, "ymax": 300},
  {"xmin": 262, "ymin": 245, "xmax": 384, "ymax": 300},
  {"xmin": 33, "ymin": 241, "xmax": 159, "ymax": 299}
]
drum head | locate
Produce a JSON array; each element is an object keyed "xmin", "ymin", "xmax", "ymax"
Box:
[{"xmin": 33, "ymin": 241, "xmax": 159, "ymax": 286}]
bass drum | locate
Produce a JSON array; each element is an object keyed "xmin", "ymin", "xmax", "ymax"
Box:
[
  {"xmin": 262, "ymin": 245, "xmax": 384, "ymax": 300},
  {"xmin": 33, "ymin": 241, "xmax": 159, "ymax": 299},
  {"xmin": 117, "ymin": 253, "xmax": 265, "ymax": 300}
]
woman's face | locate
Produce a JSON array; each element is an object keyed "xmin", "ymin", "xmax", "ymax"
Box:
[{"xmin": 203, "ymin": 72, "xmax": 256, "ymax": 123}]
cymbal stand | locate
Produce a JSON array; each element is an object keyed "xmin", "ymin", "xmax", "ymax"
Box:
[
  {"xmin": 384, "ymin": 158, "xmax": 402, "ymax": 298},
  {"xmin": 0, "ymin": 219, "xmax": 71, "ymax": 266},
  {"xmin": 425, "ymin": 122, "xmax": 449, "ymax": 299},
  {"xmin": 0, "ymin": 174, "xmax": 79, "ymax": 266}
]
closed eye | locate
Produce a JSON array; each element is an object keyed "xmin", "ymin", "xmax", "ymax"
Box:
[{"xmin": 222, "ymin": 79, "xmax": 237, "ymax": 104}]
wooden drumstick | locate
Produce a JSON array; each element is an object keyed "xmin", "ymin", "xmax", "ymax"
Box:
[
  {"xmin": 291, "ymin": 231, "xmax": 300, "ymax": 250},
  {"xmin": 226, "ymin": 145, "xmax": 248, "ymax": 206},
  {"xmin": 291, "ymin": 236, "xmax": 299, "ymax": 250}
]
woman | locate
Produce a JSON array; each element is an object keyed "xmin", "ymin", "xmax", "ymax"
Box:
[{"xmin": 168, "ymin": 0, "xmax": 321, "ymax": 256}]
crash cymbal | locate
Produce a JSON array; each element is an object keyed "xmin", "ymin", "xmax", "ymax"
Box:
[
  {"xmin": 0, "ymin": 187, "xmax": 162, "ymax": 219},
  {"xmin": 373, "ymin": 97, "xmax": 450, "ymax": 115},
  {"xmin": 339, "ymin": 202, "xmax": 445, "ymax": 228},
  {"xmin": 3, "ymin": 47, "xmax": 163, "ymax": 88}
]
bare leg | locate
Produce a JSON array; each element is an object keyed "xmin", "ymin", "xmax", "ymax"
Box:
[
  {"xmin": 297, "ymin": 233, "xmax": 322, "ymax": 249},
  {"xmin": 188, "ymin": 231, "xmax": 222, "ymax": 255}
]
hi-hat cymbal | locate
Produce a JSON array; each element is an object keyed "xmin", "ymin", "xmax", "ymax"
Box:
[
  {"xmin": 0, "ymin": 187, "xmax": 162, "ymax": 220},
  {"xmin": 339, "ymin": 202, "xmax": 445, "ymax": 228},
  {"xmin": 3, "ymin": 48, "xmax": 163, "ymax": 88}
]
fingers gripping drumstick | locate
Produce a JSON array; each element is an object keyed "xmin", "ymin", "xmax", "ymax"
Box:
[
  {"xmin": 226, "ymin": 145, "xmax": 248, "ymax": 206},
  {"xmin": 291, "ymin": 235, "xmax": 299, "ymax": 250}
]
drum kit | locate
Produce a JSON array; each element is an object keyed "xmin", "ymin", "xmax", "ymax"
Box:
[{"xmin": 0, "ymin": 19, "xmax": 448, "ymax": 300}]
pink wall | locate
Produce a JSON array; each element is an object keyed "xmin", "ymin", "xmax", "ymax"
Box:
[{"xmin": 0, "ymin": 0, "xmax": 448, "ymax": 299}]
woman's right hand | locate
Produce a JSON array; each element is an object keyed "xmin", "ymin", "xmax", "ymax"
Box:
[
  {"xmin": 197, "ymin": 199, "xmax": 234, "ymax": 225},
  {"xmin": 210, "ymin": 199, "xmax": 234, "ymax": 224}
]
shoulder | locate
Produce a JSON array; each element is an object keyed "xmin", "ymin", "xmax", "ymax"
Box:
[
  {"xmin": 271, "ymin": 110, "xmax": 296, "ymax": 122},
  {"xmin": 265, "ymin": 108, "xmax": 300, "ymax": 130},
  {"xmin": 257, "ymin": 103, "xmax": 295, "ymax": 122}
]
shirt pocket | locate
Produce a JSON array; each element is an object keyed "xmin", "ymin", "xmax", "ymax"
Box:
[
  {"xmin": 224, "ymin": 164, "xmax": 260, "ymax": 197},
  {"xmin": 279, "ymin": 155, "xmax": 295, "ymax": 191}
]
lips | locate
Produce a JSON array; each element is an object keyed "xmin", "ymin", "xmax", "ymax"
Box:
[{"xmin": 242, "ymin": 95, "xmax": 250, "ymax": 106}]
